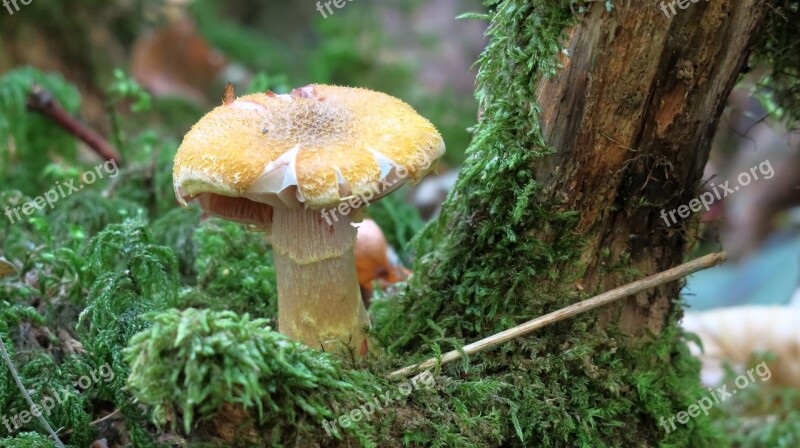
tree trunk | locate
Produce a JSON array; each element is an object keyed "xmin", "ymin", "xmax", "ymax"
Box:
[
  {"xmin": 534, "ymin": 0, "xmax": 767, "ymax": 336},
  {"xmin": 379, "ymin": 0, "xmax": 771, "ymax": 445}
]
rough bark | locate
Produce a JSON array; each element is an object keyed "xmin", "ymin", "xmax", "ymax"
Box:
[{"xmin": 534, "ymin": 0, "xmax": 768, "ymax": 336}]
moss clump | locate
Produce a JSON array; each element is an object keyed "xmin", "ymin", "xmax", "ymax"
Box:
[
  {"xmin": 0, "ymin": 303, "xmax": 99, "ymax": 446},
  {"xmin": 125, "ymin": 308, "xmax": 379, "ymax": 445},
  {"xmin": 153, "ymin": 213, "xmax": 281, "ymax": 320},
  {"xmin": 176, "ymin": 218, "xmax": 278, "ymax": 319},
  {"xmin": 76, "ymin": 220, "xmax": 180, "ymax": 446},
  {"xmin": 376, "ymin": 0, "xmax": 585, "ymax": 351},
  {"xmin": 0, "ymin": 432, "xmax": 57, "ymax": 447},
  {"xmin": 78, "ymin": 220, "xmax": 178, "ymax": 348}
]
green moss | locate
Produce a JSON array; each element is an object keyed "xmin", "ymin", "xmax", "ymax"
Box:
[
  {"xmin": 150, "ymin": 207, "xmax": 203, "ymax": 281},
  {"xmin": 184, "ymin": 218, "xmax": 278, "ymax": 319},
  {"xmin": 125, "ymin": 308, "xmax": 380, "ymax": 445},
  {"xmin": 75, "ymin": 220, "xmax": 180, "ymax": 447},
  {"xmin": 376, "ymin": 0, "xmax": 586, "ymax": 350},
  {"xmin": 0, "ymin": 432, "xmax": 57, "ymax": 448},
  {"xmin": 0, "ymin": 304, "xmax": 98, "ymax": 446},
  {"xmin": 13, "ymin": 355, "xmax": 97, "ymax": 447},
  {"xmin": 376, "ymin": 0, "xmax": 577, "ymax": 347}
]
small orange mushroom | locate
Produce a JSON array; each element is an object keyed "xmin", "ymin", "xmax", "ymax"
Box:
[
  {"xmin": 0, "ymin": 257, "xmax": 16, "ymax": 279},
  {"xmin": 354, "ymin": 219, "xmax": 411, "ymax": 307}
]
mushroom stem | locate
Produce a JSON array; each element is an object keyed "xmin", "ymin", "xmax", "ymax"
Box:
[{"xmin": 268, "ymin": 206, "xmax": 370, "ymax": 354}]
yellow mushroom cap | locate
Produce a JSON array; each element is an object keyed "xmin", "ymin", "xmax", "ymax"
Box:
[{"xmin": 173, "ymin": 84, "xmax": 445, "ymax": 225}]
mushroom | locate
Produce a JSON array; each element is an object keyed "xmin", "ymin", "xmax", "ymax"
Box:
[
  {"xmin": 0, "ymin": 257, "xmax": 16, "ymax": 279},
  {"xmin": 173, "ymin": 84, "xmax": 444, "ymax": 354},
  {"xmin": 354, "ymin": 219, "xmax": 411, "ymax": 307}
]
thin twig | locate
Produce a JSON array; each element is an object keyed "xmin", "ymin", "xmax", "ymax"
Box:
[
  {"xmin": 388, "ymin": 252, "xmax": 727, "ymax": 379},
  {"xmin": 58, "ymin": 409, "xmax": 122, "ymax": 436},
  {"xmin": 90, "ymin": 409, "xmax": 121, "ymax": 426},
  {"xmin": 26, "ymin": 84, "xmax": 122, "ymax": 165},
  {"xmin": 0, "ymin": 335, "xmax": 66, "ymax": 447}
]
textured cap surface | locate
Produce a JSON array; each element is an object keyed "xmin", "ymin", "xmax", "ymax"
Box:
[{"xmin": 173, "ymin": 84, "xmax": 445, "ymax": 223}]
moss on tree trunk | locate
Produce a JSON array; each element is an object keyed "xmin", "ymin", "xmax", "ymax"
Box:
[{"xmin": 376, "ymin": 0, "xmax": 768, "ymax": 445}]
